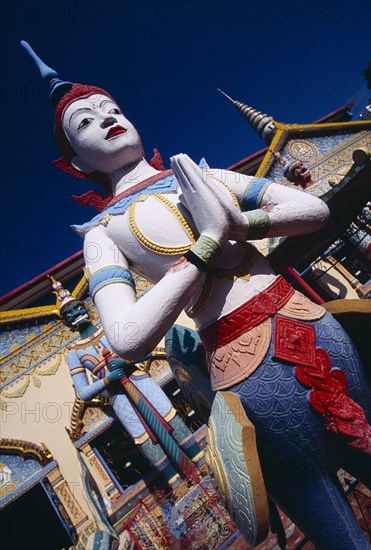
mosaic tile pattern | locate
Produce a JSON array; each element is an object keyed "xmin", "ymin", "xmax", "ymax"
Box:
[
  {"xmin": 0, "ymin": 453, "xmax": 42, "ymax": 505},
  {"xmin": 266, "ymin": 130, "xmax": 371, "ymax": 197},
  {"xmin": 0, "ymin": 323, "xmax": 53, "ymax": 357}
]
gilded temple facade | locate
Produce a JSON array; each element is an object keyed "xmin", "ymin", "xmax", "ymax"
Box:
[
  {"xmin": 224, "ymin": 96, "xmax": 371, "ymax": 302},
  {"xmin": 0, "ymin": 100, "xmax": 370, "ymax": 549}
]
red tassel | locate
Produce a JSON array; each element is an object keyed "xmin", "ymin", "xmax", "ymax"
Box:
[
  {"xmin": 71, "ymin": 190, "xmax": 113, "ymax": 212},
  {"xmin": 295, "ymin": 348, "xmax": 371, "ymax": 452}
]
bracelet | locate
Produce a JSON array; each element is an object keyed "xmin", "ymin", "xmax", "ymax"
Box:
[
  {"xmin": 70, "ymin": 367, "xmax": 86, "ymax": 376},
  {"xmin": 103, "ymin": 376, "xmax": 110, "ymax": 387},
  {"xmin": 184, "ymin": 250, "xmax": 210, "ymax": 273},
  {"xmin": 244, "ymin": 210, "xmax": 270, "ymax": 240},
  {"xmin": 184, "ymin": 235, "xmax": 221, "ymax": 273},
  {"xmin": 242, "ymin": 177, "xmax": 271, "ymax": 210}
]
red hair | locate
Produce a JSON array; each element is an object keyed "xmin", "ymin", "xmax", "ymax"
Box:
[
  {"xmin": 53, "ymin": 84, "xmax": 115, "ymax": 209},
  {"xmin": 54, "ymin": 83, "xmax": 116, "ymax": 160}
]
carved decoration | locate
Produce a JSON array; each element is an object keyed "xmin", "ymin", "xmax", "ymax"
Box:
[
  {"xmin": 296, "ymin": 348, "xmax": 371, "ymax": 452},
  {"xmin": 272, "ymin": 131, "xmax": 370, "ymax": 195},
  {"xmin": 144, "ymin": 347, "xmax": 173, "ymax": 385},
  {"xmin": 287, "ymin": 140, "xmax": 319, "ymax": 162},
  {"xmin": 0, "ymin": 460, "xmax": 17, "ymax": 500},
  {"xmin": 1, "ymin": 353, "xmax": 63, "ymax": 405},
  {"xmin": 87, "ymin": 454, "xmax": 112, "ymax": 487},
  {"xmin": 54, "ymin": 480, "xmax": 88, "ymax": 527},
  {"xmin": 126, "ymin": 474, "xmax": 236, "ymax": 549},
  {"xmin": 268, "ymin": 152, "xmax": 371, "ymax": 272},
  {"xmin": 81, "ymin": 444, "xmax": 111, "ymax": 485},
  {"xmin": 273, "ymin": 316, "xmax": 316, "ymax": 368},
  {"xmin": 206, "ymin": 391, "xmax": 269, "ymax": 546},
  {"xmin": 72, "ymin": 522, "xmax": 106, "ymax": 550},
  {"xmin": 0, "ymin": 305, "xmax": 58, "ymax": 325},
  {"xmin": 66, "ymin": 394, "xmax": 111, "ymax": 442},
  {"xmin": 0, "ymin": 438, "xmax": 53, "ymax": 466}
]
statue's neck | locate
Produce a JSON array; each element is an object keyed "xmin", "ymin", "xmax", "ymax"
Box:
[
  {"xmin": 110, "ymin": 158, "xmax": 161, "ymax": 196},
  {"xmin": 78, "ymin": 324, "xmax": 99, "ymax": 339}
]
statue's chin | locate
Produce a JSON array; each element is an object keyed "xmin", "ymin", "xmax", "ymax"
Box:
[{"xmin": 91, "ymin": 144, "xmax": 143, "ymax": 176}]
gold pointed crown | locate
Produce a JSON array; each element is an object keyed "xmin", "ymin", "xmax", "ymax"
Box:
[{"xmin": 48, "ymin": 275, "xmax": 79, "ymax": 315}]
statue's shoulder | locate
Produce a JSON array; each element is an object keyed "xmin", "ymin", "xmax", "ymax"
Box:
[
  {"xmin": 71, "ymin": 161, "xmax": 211, "ymax": 237},
  {"xmin": 70, "ymin": 210, "xmax": 109, "ymax": 237},
  {"xmin": 71, "ymin": 170, "xmax": 179, "ymax": 237}
]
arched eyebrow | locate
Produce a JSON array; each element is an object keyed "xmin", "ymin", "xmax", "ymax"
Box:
[
  {"xmin": 68, "ymin": 100, "xmax": 119, "ymax": 125},
  {"xmin": 100, "ymin": 99, "xmax": 114, "ymax": 106},
  {"xmin": 69, "ymin": 107, "xmax": 94, "ymax": 126},
  {"xmin": 100, "ymin": 99, "xmax": 118, "ymax": 110}
]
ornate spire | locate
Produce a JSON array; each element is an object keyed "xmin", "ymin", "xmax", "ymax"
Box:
[
  {"xmin": 20, "ymin": 40, "xmax": 73, "ymax": 107},
  {"xmin": 217, "ymin": 89, "xmax": 277, "ymax": 144},
  {"xmin": 48, "ymin": 274, "xmax": 77, "ymax": 314}
]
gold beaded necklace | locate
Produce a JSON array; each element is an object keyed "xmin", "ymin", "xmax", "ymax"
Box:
[{"xmin": 128, "ymin": 193, "xmax": 197, "ymax": 255}]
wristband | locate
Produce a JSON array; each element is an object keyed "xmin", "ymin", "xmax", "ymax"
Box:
[
  {"xmin": 184, "ymin": 235, "xmax": 221, "ymax": 273},
  {"xmin": 244, "ymin": 210, "xmax": 270, "ymax": 240}
]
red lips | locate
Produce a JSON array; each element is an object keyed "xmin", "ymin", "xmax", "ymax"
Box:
[{"xmin": 105, "ymin": 125, "xmax": 127, "ymax": 140}]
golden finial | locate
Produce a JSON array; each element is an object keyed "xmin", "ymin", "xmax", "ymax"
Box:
[{"xmin": 47, "ymin": 274, "xmax": 76, "ymax": 314}]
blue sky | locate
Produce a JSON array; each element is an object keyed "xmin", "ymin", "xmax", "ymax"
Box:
[{"xmin": 1, "ymin": 0, "xmax": 370, "ymax": 296}]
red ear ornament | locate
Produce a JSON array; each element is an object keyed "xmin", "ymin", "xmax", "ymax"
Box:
[{"xmin": 52, "ymin": 157, "xmax": 113, "ymax": 212}]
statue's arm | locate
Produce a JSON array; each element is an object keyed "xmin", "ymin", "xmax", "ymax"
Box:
[
  {"xmin": 84, "ymin": 226, "xmax": 205, "ymax": 361},
  {"xmin": 67, "ymin": 349, "xmax": 107, "ymax": 401},
  {"xmin": 217, "ymin": 170, "xmax": 330, "ymax": 238}
]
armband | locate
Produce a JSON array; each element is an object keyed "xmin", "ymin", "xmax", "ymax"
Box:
[
  {"xmin": 184, "ymin": 235, "xmax": 221, "ymax": 273},
  {"xmin": 70, "ymin": 367, "xmax": 86, "ymax": 376},
  {"xmin": 242, "ymin": 177, "xmax": 271, "ymax": 210},
  {"xmin": 244, "ymin": 210, "xmax": 270, "ymax": 240},
  {"xmin": 88, "ymin": 266, "xmax": 136, "ymax": 300}
]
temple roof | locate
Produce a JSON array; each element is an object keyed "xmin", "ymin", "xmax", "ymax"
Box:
[{"xmin": 229, "ymin": 102, "xmax": 355, "ymax": 175}]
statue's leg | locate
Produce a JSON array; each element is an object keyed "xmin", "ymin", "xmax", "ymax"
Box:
[
  {"xmin": 140, "ymin": 438, "xmax": 181, "ymax": 489},
  {"xmin": 315, "ymin": 313, "xmax": 371, "ymax": 487},
  {"xmin": 168, "ymin": 414, "xmax": 205, "ymax": 468},
  {"xmin": 229, "ymin": 317, "xmax": 370, "ymax": 550}
]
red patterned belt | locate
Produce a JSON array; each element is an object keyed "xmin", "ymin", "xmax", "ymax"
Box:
[{"xmin": 200, "ymin": 275, "xmax": 294, "ymax": 351}]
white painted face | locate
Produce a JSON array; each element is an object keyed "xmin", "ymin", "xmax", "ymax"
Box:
[{"xmin": 62, "ymin": 94, "xmax": 142, "ymax": 175}]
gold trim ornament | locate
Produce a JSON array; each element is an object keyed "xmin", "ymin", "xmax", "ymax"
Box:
[
  {"xmin": 128, "ymin": 194, "xmax": 197, "ymax": 255},
  {"xmin": 66, "ymin": 395, "xmax": 110, "ymax": 442},
  {"xmin": 48, "ymin": 275, "xmax": 77, "ymax": 314},
  {"xmin": 0, "ymin": 438, "xmax": 53, "ymax": 466},
  {"xmin": 287, "ymin": 139, "xmax": 319, "ymax": 162}
]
